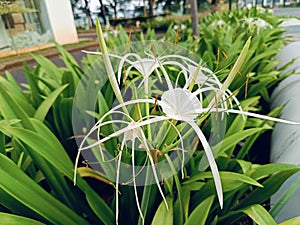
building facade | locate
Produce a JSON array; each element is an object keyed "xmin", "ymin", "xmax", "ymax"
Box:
[{"xmin": 0, "ymin": 0, "xmax": 78, "ymax": 54}]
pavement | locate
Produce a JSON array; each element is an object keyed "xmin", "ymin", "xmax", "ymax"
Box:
[
  {"xmin": 0, "ymin": 33, "xmax": 99, "ymax": 85},
  {"xmin": 274, "ymin": 8, "xmax": 300, "ymax": 42},
  {"xmin": 274, "ymin": 7, "xmax": 300, "ymax": 17},
  {"xmin": 270, "ymin": 7, "xmax": 300, "ymax": 224}
]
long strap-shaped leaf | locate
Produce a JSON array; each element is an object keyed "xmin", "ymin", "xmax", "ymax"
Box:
[
  {"xmin": 0, "ymin": 154, "xmax": 89, "ymax": 225},
  {"xmin": 0, "ymin": 212, "xmax": 45, "ymax": 225},
  {"xmin": 0, "ymin": 119, "xmax": 114, "ymax": 225},
  {"xmin": 0, "ymin": 82, "xmax": 114, "ymax": 224},
  {"xmin": 241, "ymin": 204, "xmax": 277, "ymax": 225}
]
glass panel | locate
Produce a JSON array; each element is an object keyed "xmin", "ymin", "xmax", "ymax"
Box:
[{"xmin": 0, "ymin": 0, "xmax": 53, "ymax": 53}]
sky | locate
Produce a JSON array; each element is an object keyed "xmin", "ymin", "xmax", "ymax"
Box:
[
  {"xmin": 86, "ymin": 0, "xmax": 141, "ymax": 12},
  {"xmin": 89, "ymin": 0, "xmax": 100, "ymax": 12}
]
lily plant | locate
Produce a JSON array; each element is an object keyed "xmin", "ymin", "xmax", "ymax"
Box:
[
  {"xmin": 242, "ymin": 17, "xmax": 273, "ymax": 34},
  {"xmin": 74, "ymin": 20, "xmax": 300, "ymax": 225}
]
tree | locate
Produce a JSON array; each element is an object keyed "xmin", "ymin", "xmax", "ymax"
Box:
[
  {"xmin": 229, "ymin": 0, "xmax": 232, "ymax": 10},
  {"xmin": 149, "ymin": 0, "xmax": 155, "ymax": 16},
  {"xmin": 143, "ymin": 0, "xmax": 147, "ymax": 16},
  {"xmin": 97, "ymin": 0, "xmax": 107, "ymax": 24},
  {"xmin": 156, "ymin": 0, "xmax": 181, "ymax": 13},
  {"xmin": 183, "ymin": 0, "xmax": 187, "ymax": 14},
  {"xmin": 70, "ymin": 0, "xmax": 94, "ymax": 29},
  {"xmin": 106, "ymin": 0, "xmax": 118, "ymax": 18},
  {"xmin": 82, "ymin": 0, "xmax": 95, "ymax": 28},
  {"xmin": 190, "ymin": 0, "xmax": 199, "ymax": 36}
]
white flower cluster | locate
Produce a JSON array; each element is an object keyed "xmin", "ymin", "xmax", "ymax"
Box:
[
  {"xmin": 74, "ymin": 29, "xmax": 298, "ymax": 224},
  {"xmin": 243, "ymin": 17, "xmax": 272, "ymax": 33},
  {"xmin": 210, "ymin": 20, "xmax": 226, "ymax": 28}
]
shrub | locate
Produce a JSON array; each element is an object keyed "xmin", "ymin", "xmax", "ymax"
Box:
[{"xmin": 0, "ymin": 7, "xmax": 300, "ymax": 225}]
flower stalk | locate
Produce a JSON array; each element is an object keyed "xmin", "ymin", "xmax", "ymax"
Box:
[{"xmin": 96, "ymin": 19, "xmax": 125, "ymax": 107}]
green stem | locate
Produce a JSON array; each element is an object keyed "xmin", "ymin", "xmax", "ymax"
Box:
[{"xmin": 96, "ymin": 19, "xmax": 128, "ymax": 114}]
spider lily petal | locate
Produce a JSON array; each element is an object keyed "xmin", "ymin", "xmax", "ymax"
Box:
[
  {"xmin": 159, "ymin": 87, "xmax": 224, "ymax": 208},
  {"xmin": 188, "ymin": 121, "xmax": 223, "ymax": 208},
  {"xmin": 161, "ymin": 88, "xmax": 202, "ymax": 121}
]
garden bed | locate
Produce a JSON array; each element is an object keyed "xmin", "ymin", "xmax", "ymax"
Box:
[{"xmin": 0, "ymin": 7, "xmax": 300, "ymax": 225}]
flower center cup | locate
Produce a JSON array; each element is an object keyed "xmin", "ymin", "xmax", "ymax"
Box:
[{"xmin": 161, "ymin": 88, "xmax": 202, "ymax": 121}]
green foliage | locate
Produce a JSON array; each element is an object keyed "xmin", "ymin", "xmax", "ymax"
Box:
[
  {"xmin": 0, "ymin": 46, "xmax": 114, "ymax": 225},
  {"xmin": 0, "ymin": 6, "xmax": 299, "ymax": 225},
  {"xmin": 0, "ymin": 213, "xmax": 45, "ymax": 225}
]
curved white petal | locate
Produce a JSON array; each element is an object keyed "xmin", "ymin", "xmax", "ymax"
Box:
[
  {"xmin": 188, "ymin": 121, "xmax": 223, "ymax": 209},
  {"xmin": 161, "ymin": 88, "xmax": 202, "ymax": 121}
]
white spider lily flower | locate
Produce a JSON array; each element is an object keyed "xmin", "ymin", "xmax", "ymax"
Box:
[
  {"xmin": 174, "ymin": 25, "xmax": 179, "ymax": 30},
  {"xmin": 174, "ymin": 24, "xmax": 187, "ymax": 30},
  {"xmin": 74, "ymin": 28, "xmax": 300, "ymax": 225},
  {"xmin": 211, "ymin": 20, "xmax": 226, "ymax": 28},
  {"xmin": 75, "ymin": 107, "xmax": 171, "ymax": 225},
  {"xmin": 76, "ymin": 40, "xmax": 250, "ymax": 219},
  {"xmin": 117, "ymin": 121, "xmax": 163, "ymax": 225},
  {"xmin": 161, "ymin": 88, "xmax": 202, "ymax": 121},
  {"xmin": 186, "ymin": 64, "xmax": 242, "ymax": 112},
  {"xmin": 82, "ymin": 50, "xmax": 195, "ymax": 87},
  {"xmin": 242, "ymin": 17, "xmax": 272, "ymax": 33},
  {"xmin": 75, "ymin": 84, "xmax": 225, "ymax": 211},
  {"xmin": 75, "ymin": 81, "xmax": 300, "ymax": 220},
  {"xmin": 160, "ymin": 88, "xmax": 223, "ymax": 206}
]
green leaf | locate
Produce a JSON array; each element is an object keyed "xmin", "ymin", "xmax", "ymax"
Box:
[
  {"xmin": 241, "ymin": 204, "xmax": 277, "ymax": 225},
  {"xmin": 279, "ymin": 216, "xmax": 300, "ymax": 225},
  {"xmin": 249, "ymin": 163, "xmax": 299, "ymax": 180},
  {"xmin": 30, "ymin": 54, "xmax": 62, "ymax": 83},
  {"xmin": 0, "ymin": 121, "xmax": 73, "ymax": 177},
  {"xmin": 219, "ymin": 37, "xmax": 251, "ymax": 95},
  {"xmin": 85, "ymin": 193, "xmax": 114, "ymax": 225},
  {"xmin": 225, "ymin": 114, "xmax": 246, "ymax": 137},
  {"xmin": 165, "ymin": 155, "xmax": 184, "ymax": 225},
  {"xmin": 62, "ymin": 71, "xmax": 76, "ymax": 98},
  {"xmin": 0, "ymin": 85, "xmax": 34, "ymax": 130},
  {"xmin": 57, "ymin": 43, "xmax": 79, "ymax": 65},
  {"xmin": 216, "ymin": 128, "xmax": 268, "ymax": 154},
  {"xmin": 184, "ymin": 195, "xmax": 214, "ymax": 225},
  {"xmin": 0, "ymin": 213, "xmax": 45, "ymax": 225},
  {"xmin": 184, "ymin": 171, "xmax": 262, "ymax": 192},
  {"xmin": 0, "ymin": 130, "xmax": 5, "ymax": 155},
  {"xmin": 0, "ymin": 72, "xmax": 29, "ymax": 104},
  {"xmin": 34, "ymin": 84, "xmax": 68, "ymax": 121},
  {"xmin": 151, "ymin": 196, "xmax": 173, "ymax": 225},
  {"xmin": 235, "ymin": 159, "xmax": 252, "ymax": 174},
  {"xmin": 0, "ymin": 154, "xmax": 89, "ymax": 225},
  {"xmin": 138, "ymin": 170, "xmax": 159, "ymax": 225},
  {"xmin": 199, "ymin": 128, "xmax": 267, "ymax": 171},
  {"xmin": 270, "ymin": 174, "xmax": 300, "ymax": 217},
  {"xmin": 181, "ymin": 187, "xmax": 191, "ymax": 220},
  {"xmin": 238, "ymin": 167, "xmax": 300, "ymax": 209},
  {"xmin": 0, "ymin": 119, "xmax": 114, "ymax": 225},
  {"xmin": 23, "ymin": 63, "xmax": 43, "ymax": 106},
  {"xmin": 77, "ymin": 167, "xmax": 113, "ymax": 186},
  {"xmin": 221, "ymin": 172, "xmax": 263, "ymax": 191},
  {"xmin": 0, "ymin": 188, "xmax": 37, "ymax": 219}
]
